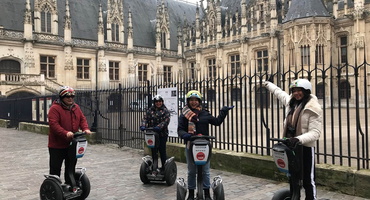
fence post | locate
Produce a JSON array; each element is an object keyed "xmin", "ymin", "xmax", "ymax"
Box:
[{"xmin": 119, "ymin": 83, "xmax": 123, "ymax": 147}]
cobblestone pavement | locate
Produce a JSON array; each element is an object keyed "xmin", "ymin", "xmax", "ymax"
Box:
[{"xmin": 0, "ymin": 127, "xmax": 368, "ymax": 200}]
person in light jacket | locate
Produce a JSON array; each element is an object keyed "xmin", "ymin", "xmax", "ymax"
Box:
[{"xmin": 263, "ymin": 79, "xmax": 322, "ymax": 200}]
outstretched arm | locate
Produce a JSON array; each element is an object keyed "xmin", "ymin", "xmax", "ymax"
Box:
[{"xmin": 264, "ymin": 81, "xmax": 291, "ymax": 106}]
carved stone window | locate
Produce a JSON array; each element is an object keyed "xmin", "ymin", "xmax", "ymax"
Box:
[
  {"xmin": 315, "ymin": 45, "xmax": 325, "ymax": 65},
  {"xmin": 40, "ymin": 55, "xmax": 55, "ymax": 78},
  {"xmin": 207, "ymin": 58, "xmax": 217, "ymax": 79},
  {"xmin": 163, "ymin": 65, "xmax": 172, "ymax": 83},
  {"xmin": 161, "ymin": 32, "xmax": 167, "ymax": 49},
  {"xmin": 300, "ymin": 45, "xmax": 310, "ymax": 66},
  {"xmin": 189, "ymin": 62, "xmax": 196, "ymax": 80},
  {"xmin": 77, "ymin": 58, "xmax": 90, "ymax": 79},
  {"xmin": 41, "ymin": 11, "xmax": 51, "ymax": 33},
  {"xmin": 111, "ymin": 23, "xmax": 119, "ymax": 42},
  {"xmin": 109, "ymin": 61, "xmax": 119, "ymax": 80},
  {"xmin": 0, "ymin": 59, "xmax": 20, "ymax": 73},
  {"xmin": 340, "ymin": 36, "xmax": 348, "ymax": 64},
  {"xmin": 138, "ymin": 63, "xmax": 148, "ymax": 82},
  {"xmin": 230, "ymin": 54, "xmax": 240, "ymax": 76},
  {"xmin": 256, "ymin": 50, "xmax": 268, "ymax": 72},
  {"xmin": 339, "ymin": 80, "xmax": 351, "ymax": 99}
]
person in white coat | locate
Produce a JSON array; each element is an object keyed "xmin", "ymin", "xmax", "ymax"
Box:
[{"xmin": 263, "ymin": 79, "xmax": 322, "ymax": 200}]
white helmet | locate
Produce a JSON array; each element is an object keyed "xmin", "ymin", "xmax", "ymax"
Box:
[
  {"xmin": 153, "ymin": 94, "xmax": 163, "ymax": 102},
  {"xmin": 289, "ymin": 79, "xmax": 312, "ymax": 92}
]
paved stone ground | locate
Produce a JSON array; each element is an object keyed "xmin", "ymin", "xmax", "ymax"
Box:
[{"xmin": 0, "ymin": 127, "xmax": 368, "ymax": 200}]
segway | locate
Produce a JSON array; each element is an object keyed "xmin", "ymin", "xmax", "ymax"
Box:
[
  {"xmin": 271, "ymin": 138, "xmax": 303, "ymax": 200},
  {"xmin": 40, "ymin": 132, "xmax": 90, "ymax": 200},
  {"xmin": 176, "ymin": 135, "xmax": 225, "ymax": 200},
  {"xmin": 139, "ymin": 127, "xmax": 177, "ymax": 186}
]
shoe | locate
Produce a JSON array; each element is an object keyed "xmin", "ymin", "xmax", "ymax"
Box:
[
  {"xmin": 187, "ymin": 189, "xmax": 195, "ymax": 200},
  {"xmin": 204, "ymin": 188, "xmax": 212, "ymax": 200}
]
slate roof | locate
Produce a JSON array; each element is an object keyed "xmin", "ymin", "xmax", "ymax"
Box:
[
  {"xmin": 283, "ymin": 0, "xmax": 330, "ymax": 23},
  {"xmin": 0, "ymin": 0, "xmax": 197, "ymax": 50}
]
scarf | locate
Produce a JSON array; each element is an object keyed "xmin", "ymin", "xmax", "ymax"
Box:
[
  {"xmin": 284, "ymin": 103, "xmax": 303, "ymax": 138},
  {"xmin": 182, "ymin": 105, "xmax": 201, "ymax": 134}
]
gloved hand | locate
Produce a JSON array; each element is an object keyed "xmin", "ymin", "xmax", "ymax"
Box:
[
  {"xmin": 181, "ymin": 133, "xmax": 192, "ymax": 140},
  {"xmin": 221, "ymin": 106, "xmax": 234, "ymax": 111},
  {"xmin": 153, "ymin": 126, "xmax": 161, "ymax": 132},
  {"xmin": 140, "ymin": 126, "xmax": 146, "ymax": 131},
  {"xmin": 286, "ymin": 137, "xmax": 300, "ymax": 148},
  {"xmin": 190, "ymin": 115, "xmax": 198, "ymax": 123}
]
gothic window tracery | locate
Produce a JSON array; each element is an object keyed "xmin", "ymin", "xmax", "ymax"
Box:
[
  {"xmin": 41, "ymin": 6, "xmax": 52, "ymax": 33},
  {"xmin": 300, "ymin": 45, "xmax": 310, "ymax": 66},
  {"xmin": 111, "ymin": 22, "xmax": 120, "ymax": 42}
]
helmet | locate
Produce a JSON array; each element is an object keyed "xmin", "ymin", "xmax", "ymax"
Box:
[
  {"xmin": 153, "ymin": 94, "xmax": 163, "ymax": 102},
  {"xmin": 186, "ymin": 90, "xmax": 202, "ymax": 101},
  {"xmin": 59, "ymin": 86, "xmax": 75, "ymax": 98},
  {"xmin": 289, "ymin": 79, "xmax": 312, "ymax": 92}
]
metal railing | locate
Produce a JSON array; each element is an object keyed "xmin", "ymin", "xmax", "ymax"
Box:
[{"xmin": 0, "ymin": 62, "xmax": 369, "ymax": 169}]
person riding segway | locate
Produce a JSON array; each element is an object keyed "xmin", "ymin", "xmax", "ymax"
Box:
[
  {"xmin": 139, "ymin": 95, "xmax": 177, "ymax": 185},
  {"xmin": 263, "ymin": 79, "xmax": 322, "ymax": 200},
  {"xmin": 40, "ymin": 86, "xmax": 92, "ymax": 200},
  {"xmin": 177, "ymin": 90, "xmax": 233, "ymax": 200}
]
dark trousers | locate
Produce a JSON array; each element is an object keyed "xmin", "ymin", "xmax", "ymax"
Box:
[
  {"xmin": 302, "ymin": 146, "xmax": 317, "ymax": 200},
  {"xmin": 49, "ymin": 147, "xmax": 77, "ymax": 184},
  {"xmin": 152, "ymin": 135, "xmax": 168, "ymax": 169}
]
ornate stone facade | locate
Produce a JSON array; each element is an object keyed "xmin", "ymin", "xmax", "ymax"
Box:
[{"xmin": 0, "ymin": 0, "xmax": 368, "ymax": 100}]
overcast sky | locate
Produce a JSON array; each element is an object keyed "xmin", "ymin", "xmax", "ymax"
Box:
[{"xmin": 176, "ymin": 0, "xmax": 207, "ymax": 6}]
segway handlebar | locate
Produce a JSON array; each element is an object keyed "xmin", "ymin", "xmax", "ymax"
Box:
[
  {"xmin": 270, "ymin": 138, "xmax": 286, "ymax": 143},
  {"xmin": 189, "ymin": 134, "xmax": 216, "ymax": 141},
  {"xmin": 73, "ymin": 132, "xmax": 87, "ymax": 138},
  {"xmin": 270, "ymin": 137, "xmax": 302, "ymax": 149}
]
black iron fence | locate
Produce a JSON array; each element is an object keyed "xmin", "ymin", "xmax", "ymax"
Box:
[{"xmin": 1, "ymin": 62, "xmax": 369, "ymax": 170}]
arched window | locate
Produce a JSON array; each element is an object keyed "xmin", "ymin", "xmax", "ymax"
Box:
[
  {"xmin": 231, "ymin": 87, "xmax": 242, "ymax": 101},
  {"xmin": 161, "ymin": 32, "xmax": 167, "ymax": 49},
  {"xmin": 0, "ymin": 59, "xmax": 21, "ymax": 73},
  {"xmin": 339, "ymin": 80, "xmax": 351, "ymax": 99},
  {"xmin": 41, "ymin": 9, "xmax": 51, "ymax": 33},
  {"xmin": 316, "ymin": 82, "xmax": 324, "ymax": 99},
  {"xmin": 256, "ymin": 87, "xmax": 269, "ymax": 108},
  {"xmin": 111, "ymin": 23, "xmax": 120, "ymax": 42},
  {"xmin": 207, "ymin": 89, "xmax": 216, "ymax": 102}
]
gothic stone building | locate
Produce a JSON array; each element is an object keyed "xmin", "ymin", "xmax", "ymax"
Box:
[{"xmin": 0, "ymin": 0, "xmax": 369, "ymax": 106}]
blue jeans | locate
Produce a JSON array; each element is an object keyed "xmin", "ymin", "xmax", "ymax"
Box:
[{"xmin": 185, "ymin": 147, "xmax": 211, "ymax": 190}]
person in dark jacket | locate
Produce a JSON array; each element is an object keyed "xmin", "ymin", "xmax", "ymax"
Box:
[
  {"xmin": 140, "ymin": 94, "xmax": 170, "ymax": 175},
  {"xmin": 48, "ymin": 86, "xmax": 92, "ymax": 184},
  {"xmin": 178, "ymin": 90, "xmax": 233, "ymax": 200}
]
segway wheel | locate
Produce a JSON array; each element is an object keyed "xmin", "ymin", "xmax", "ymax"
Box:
[
  {"xmin": 40, "ymin": 179, "xmax": 64, "ymax": 200},
  {"xmin": 213, "ymin": 183, "xmax": 225, "ymax": 200},
  {"xmin": 140, "ymin": 162, "xmax": 150, "ymax": 184},
  {"xmin": 75, "ymin": 172, "xmax": 91, "ymax": 200},
  {"xmin": 164, "ymin": 161, "xmax": 177, "ymax": 186},
  {"xmin": 272, "ymin": 188, "xmax": 290, "ymax": 200}
]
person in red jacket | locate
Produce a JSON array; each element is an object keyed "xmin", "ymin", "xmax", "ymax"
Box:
[{"xmin": 48, "ymin": 86, "xmax": 91, "ymax": 184}]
